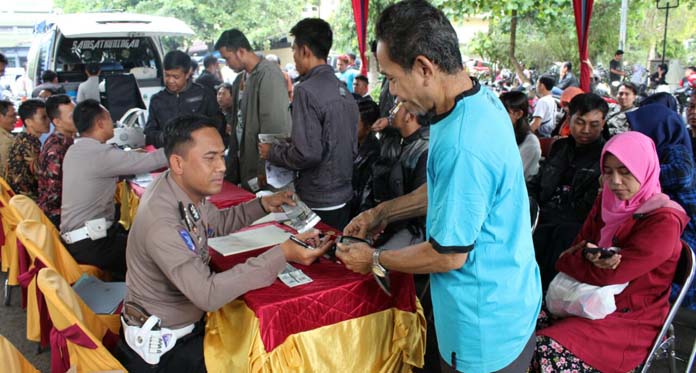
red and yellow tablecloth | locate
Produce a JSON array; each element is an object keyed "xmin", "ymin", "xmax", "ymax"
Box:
[{"xmin": 206, "ymin": 226, "xmax": 426, "ymax": 372}]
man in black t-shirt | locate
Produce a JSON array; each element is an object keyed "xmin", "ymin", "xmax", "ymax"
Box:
[{"xmin": 609, "ymin": 49, "xmax": 625, "ymax": 96}]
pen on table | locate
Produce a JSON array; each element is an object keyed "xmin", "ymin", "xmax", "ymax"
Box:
[{"xmin": 289, "ymin": 235, "xmax": 316, "ymax": 250}]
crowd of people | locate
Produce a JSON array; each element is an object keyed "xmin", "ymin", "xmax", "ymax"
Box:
[{"xmin": 0, "ymin": 0, "xmax": 694, "ymax": 371}]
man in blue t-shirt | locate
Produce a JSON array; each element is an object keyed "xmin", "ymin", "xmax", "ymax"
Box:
[{"xmin": 337, "ymin": 1, "xmax": 542, "ymax": 372}]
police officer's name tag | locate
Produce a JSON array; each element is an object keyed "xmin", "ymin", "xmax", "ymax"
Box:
[{"xmin": 278, "ymin": 264, "xmax": 312, "ymax": 287}]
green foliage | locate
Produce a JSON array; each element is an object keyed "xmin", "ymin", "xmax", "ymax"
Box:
[
  {"xmin": 54, "ymin": 0, "xmax": 305, "ymax": 51},
  {"xmin": 330, "ymin": 0, "xmax": 400, "ymax": 55},
  {"xmin": 462, "ymin": 0, "xmax": 696, "ymax": 72}
]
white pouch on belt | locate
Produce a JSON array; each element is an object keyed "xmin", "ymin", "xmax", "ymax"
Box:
[
  {"xmin": 122, "ymin": 315, "xmax": 178, "ymax": 365},
  {"xmin": 84, "ymin": 218, "xmax": 108, "ymax": 240}
]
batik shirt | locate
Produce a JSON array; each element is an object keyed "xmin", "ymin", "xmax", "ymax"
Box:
[
  {"xmin": 7, "ymin": 131, "xmax": 41, "ymax": 199},
  {"xmin": 37, "ymin": 132, "xmax": 74, "ymax": 218}
]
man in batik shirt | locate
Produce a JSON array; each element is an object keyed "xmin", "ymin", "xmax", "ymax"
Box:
[
  {"xmin": 8, "ymin": 99, "xmax": 50, "ymax": 199},
  {"xmin": 38, "ymin": 95, "xmax": 76, "ymax": 227}
]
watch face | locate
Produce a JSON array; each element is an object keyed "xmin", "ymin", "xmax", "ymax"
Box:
[{"xmin": 372, "ymin": 264, "xmax": 386, "ymax": 278}]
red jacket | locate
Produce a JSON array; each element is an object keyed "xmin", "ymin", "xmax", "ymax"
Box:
[{"xmin": 539, "ymin": 195, "xmax": 690, "ymax": 373}]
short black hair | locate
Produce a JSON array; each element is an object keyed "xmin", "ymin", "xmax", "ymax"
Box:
[
  {"xmin": 216, "ymin": 82, "xmax": 234, "ymax": 96},
  {"xmin": 658, "ymin": 63, "xmax": 668, "ymax": 73},
  {"xmin": 290, "ymin": 18, "xmax": 333, "ymax": 61},
  {"xmin": 0, "ymin": 100, "xmax": 13, "ymax": 116},
  {"xmin": 538, "ymin": 75, "xmax": 556, "ymax": 91},
  {"xmin": 358, "ymin": 99, "xmax": 380, "ymax": 128},
  {"xmin": 163, "ymin": 50, "xmax": 192, "ymax": 72},
  {"xmin": 347, "ymin": 53, "xmax": 356, "ymax": 61},
  {"xmin": 214, "ymin": 29, "xmax": 253, "ymax": 51},
  {"xmin": 73, "ymin": 99, "xmax": 106, "ymax": 133},
  {"xmin": 369, "ymin": 40, "xmax": 377, "ymax": 55},
  {"xmin": 45, "ymin": 94, "xmax": 72, "ymax": 121},
  {"xmin": 18, "ymin": 99, "xmax": 46, "ymax": 122},
  {"xmin": 85, "ymin": 63, "xmax": 100, "ymax": 75},
  {"xmin": 568, "ymin": 93, "xmax": 609, "ymax": 118},
  {"xmin": 619, "ymin": 81, "xmax": 638, "ymax": 95},
  {"xmin": 41, "ymin": 70, "xmax": 58, "ymax": 83},
  {"xmin": 563, "ymin": 61, "xmax": 572, "ymax": 71},
  {"xmin": 355, "ymin": 75, "xmax": 369, "ymax": 85},
  {"xmin": 376, "ymin": 0, "xmax": 462, "ymax": 74},
  {"xmin": 203, "ymin": 55, "xmax": 218, "ymax": 69},
  {"xmin": 163, "ymin": 114, "xmax": 219, "ymax": 159},
  {"xmin": 0, "ymin": 53, "xmax": 7, "ymax": 65},
  {"xmin": 615, "ymin": 49, "xmax": 624, "ymax": 56}
]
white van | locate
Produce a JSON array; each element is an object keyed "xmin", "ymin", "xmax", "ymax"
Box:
[{"xmin": 27, "ymin": 12, "xmax": 194, "ymax": 107}]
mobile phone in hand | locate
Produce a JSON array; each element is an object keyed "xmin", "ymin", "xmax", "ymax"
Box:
[{"xmin": 583, "ymin": 246, "xmax": 619, "ymax": 259}]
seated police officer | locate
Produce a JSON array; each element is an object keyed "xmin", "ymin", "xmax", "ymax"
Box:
[
  {"xmin": 61, "ymin": 99, "xmax": 168, "ymax": 276},
  {"xmin": 144, "ymin": 51, "xmax": 225, "ymax": 148},
  {"xmin": 116, "ymin": 114, "xmax": 331, "ymax": 372}
]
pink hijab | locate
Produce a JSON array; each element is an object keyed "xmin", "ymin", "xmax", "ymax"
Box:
[{"xmin": 599, "ymin": 132, "xmax": 663, "ymax": 247}]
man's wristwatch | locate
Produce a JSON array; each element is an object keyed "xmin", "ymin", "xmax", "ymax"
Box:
[{"xmin": 372, "ymin": 248, "xmax": 387, "ymax": 277}]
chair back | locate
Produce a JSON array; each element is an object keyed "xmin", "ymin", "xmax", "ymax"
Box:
[
  {"xmin": 37, "ymin": 268, "xmax": 125, "ymax": 373},
  {"xmin": 17, "ymin": 220, "xmax": 68, "ymax": 279},
  {"xmin": 16, "ymin": 220, "xmax": 65, "ymax": 343},
  {"xmin": 640, "ymin": 241, "xmax": 696, "ymax": 372},
  {"xmin": 10, "ymin": 194, "xmax": 62, "ymax": 243},
  {"xmin": 0, "ymin": 178, "xmax": 22, "ymax": 284},
  {"xmin": 104, "ymin": 74, "xmax": 145, "ymax": 122},
  {"xmin": 0, "ymin": 334, "xmax": 39, "ymax": 373},
  {"xmin": 538, "ymin": 136, "xmax": 557, "ymax": 158}
]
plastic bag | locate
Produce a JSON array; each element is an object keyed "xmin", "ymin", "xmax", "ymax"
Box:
[{"xmin": 546, "ymin": 272, "xmax": 629, "ymax": 320}]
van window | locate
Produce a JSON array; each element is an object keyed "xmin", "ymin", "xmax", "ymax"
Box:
[
  {"xmin": 33, "ymin": 32, "xmax": 54, "ymax": 81},
  {"xmin": 53, "ymin": 36, "xmax": 161, "ymax": 83}
]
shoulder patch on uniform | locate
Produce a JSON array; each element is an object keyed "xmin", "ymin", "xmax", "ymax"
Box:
[{"xmin": 178, "ymin": 229, "xmax": 196, "ymax": 252}]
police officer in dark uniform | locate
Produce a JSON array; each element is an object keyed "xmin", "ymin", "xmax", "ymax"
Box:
[
  {"xmin": 116, "ymin": 114, "xmax": 332, "ymax": 372},
  {"xmin": 144, "ymin": 51, "xmax": 225, "ymax": 148}
]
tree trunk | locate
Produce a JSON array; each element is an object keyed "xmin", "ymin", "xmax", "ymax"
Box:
[{"xmin": 509, "ymin": 9, "xmax": 530, "ymax": 85}]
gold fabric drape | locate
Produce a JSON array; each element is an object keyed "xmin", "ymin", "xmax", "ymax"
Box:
[{"xmin": 204, "ymin": 299, "xmax": 426, "ymax": 372}]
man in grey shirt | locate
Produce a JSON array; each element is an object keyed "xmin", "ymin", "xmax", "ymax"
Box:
[
  {"xmin": 61, "ymin": 99, "xmax": 167, "ymax": 275},
  {"xmin": 215, "ymin": 29, "xmax": 291, "ymax": 190},
  {"xmin": 76, "ymin": 63, "xmax": 101, "ymax": 103}
]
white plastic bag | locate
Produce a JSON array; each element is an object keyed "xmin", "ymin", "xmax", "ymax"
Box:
[{"xmin": 546, "ymin": 272, "xmax": 629, "ymax": 320}]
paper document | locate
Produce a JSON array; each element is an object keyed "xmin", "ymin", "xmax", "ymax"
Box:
[
  {"xmin": 282, "ymin": 195, "xmax": 320, "ymax": 233},
  {"xmin": 258, "ymin": 134, "xmax": 294, "ymax": 189},
  {"xmin": 72, "ymin": 274, "xmax": 126, "ymax": 314},
  {"xmin": 265, "ymin": 162, "xmax": 294, "ymax": 189},
  {"xmin": 252, "ymin": 212, "xmax": 289, "ymax": 226},
  {"xmin": 278, "ymin": 264, "xmax": 313, "ymax": 287},
  {"xmin": 208, "ymin": 225, "xmax": 292, "ymax": 256}
]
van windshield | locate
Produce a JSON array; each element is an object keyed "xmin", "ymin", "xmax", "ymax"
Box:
[{"xmin": 54, "ymin": 36, "xmax": 161, "ymax": 82}]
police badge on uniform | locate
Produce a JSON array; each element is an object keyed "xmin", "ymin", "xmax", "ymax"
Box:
[{"xmin": 178, "ymin": 229, "xmax": 196, "ymax": 253}]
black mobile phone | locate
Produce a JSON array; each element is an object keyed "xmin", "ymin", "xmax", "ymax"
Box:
[{"xmin": 583, "ymin": 247, "xmax": 618, "ymax": 259}]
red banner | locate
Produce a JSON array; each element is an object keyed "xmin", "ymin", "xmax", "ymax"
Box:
[
  {"xmin": 573, "ymin": 0, "xmax": 594, "ymax": 92},
  {"xmin": 351, "ymin": 0, "xmax": 369, "ymax": 75}
]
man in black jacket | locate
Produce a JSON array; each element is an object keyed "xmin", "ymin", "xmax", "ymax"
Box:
[
  {"xmin": 144, "ymin": 51, "xmax": 224, "ymax": 148},
  {"xmin": 528, "ymin": 93, "xmax": 608, "ymax": 290},
  {"xmin": 195, "ymin": 55, "xmax": 222, "ymax": 92},
  {"xmin": 259, "ymin": 18, "xmax": 358, "ymax": 230}
]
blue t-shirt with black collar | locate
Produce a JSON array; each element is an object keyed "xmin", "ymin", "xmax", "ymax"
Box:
[{"xmin": 426, "ymin": 80, "xmax": 541, "ymax": 372}]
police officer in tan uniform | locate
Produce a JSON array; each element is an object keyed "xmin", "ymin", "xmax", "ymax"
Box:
[
  {"xmin": 115, "ymin": 114, "xmax": 331, "ymax": 372},
  {"xmin": 61, "ymin": 99, "xmax": 168, "ymax": 276}
]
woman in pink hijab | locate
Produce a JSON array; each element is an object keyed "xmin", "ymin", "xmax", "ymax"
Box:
[{"xmin": 532, "ymin": 131, "xmax": 690, "ymax": 373}]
